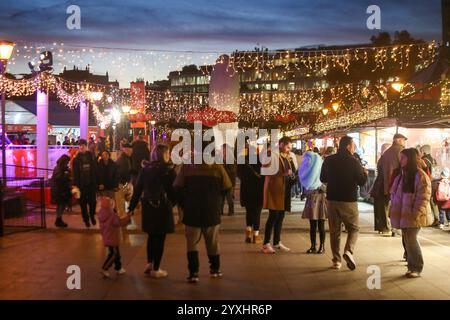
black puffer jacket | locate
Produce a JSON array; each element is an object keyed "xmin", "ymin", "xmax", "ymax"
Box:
[{"xmin": 129, "ymin": 161, "xmax": 176, "ymax": 234}]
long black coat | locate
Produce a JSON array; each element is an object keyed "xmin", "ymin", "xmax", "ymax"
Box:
[
  {"xmin": 237, "ymin": 161, "xmax": 264, "ymax": 208},
  {"xmin": 129, "ymin": 161, "xmax": 176, "ymax": 234},
  {"xmin": 51, "ymin": 166, "xmax": 72, "ymax": 205}
]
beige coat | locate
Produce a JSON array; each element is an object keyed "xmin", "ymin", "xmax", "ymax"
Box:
[
  {"xmin": 263, "ymin": 154, "xmax": 292, "ymax": 211},
  {"xmin": 389, "ymin": 169, "xmax": 433, "ymax": 229},
  {"xmin": 381, "ymin": 143, "xmax": 404, "ymax": 194}
]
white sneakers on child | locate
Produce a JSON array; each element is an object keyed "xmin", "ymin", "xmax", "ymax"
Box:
[
  {"xmin": 116, "ymin": 268, "xmax": 126, "ymax": 275},
  {"xmin": 144, "ymin": 263, "xmax": 152, "ymax": 275},
  {"xmin": 101, "ymin": 268, "xmax": 126, "ymax": 278},
  {"xmin": 150, "ymin": 269, "xmax": 168, "ymax": 278},
  {"xmin": 101, "ymin": 270, "xmax": 110, "ymax": 278}
]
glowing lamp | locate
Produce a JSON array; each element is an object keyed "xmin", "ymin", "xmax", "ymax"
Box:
[
  {"xmin": 391, "ymin": 82, "xmax": 404, "ymax": 93},
  {"xmin": 331, "ymin": 102, "xmax": 339, "ymax": 112},
  {"xmin": 0, "ymin": 40, "xmax": 14, "ymax": 61},
  {"xmin": 321, "ymin": 108, "xmax": 329, "ymax": 116}
]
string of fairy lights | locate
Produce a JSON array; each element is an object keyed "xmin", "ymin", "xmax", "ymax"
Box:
[
  {"xmin": 0, "ymin": 72, "xmax": 389, "ymax": 120},
  {"xmin": 1, "ymin": 40, "xmax": 447, "ymax": 136},
  {"xmin": 229, "ymin": 42, "xmax": 437, "ymax": 75}
]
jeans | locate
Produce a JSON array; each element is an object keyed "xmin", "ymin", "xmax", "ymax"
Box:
[
  {"xmin": 263, "ymin": 210, "xmax": 286, "ymax": 245},
  {"xmin": 439, "ymin": 208, "xmax": 450, "ymax": 225},
  {"xmin": 327, "ymin": 201, "xmax": 359, "ymax": 263},
  {"xmin": 245, "ymin": 205, "xmax": 262, "ymax": 231},
  {"xmin": 402, "ymin": 228, "xmax": 423, "ymax": 273},
  {"xmin": 102, "ymin": 246, "xmax": 121, "ymax": 271},
  {"xmin": 309, "ymin": 219, "xmax": 325, "ymax": 246},
  {"xmin": 147, "ymin": 234, "xmax": 166, "ymax": 270},
  {"xmin": 79, "ymin": 189, "xmax": 97, "ymax": 222}
]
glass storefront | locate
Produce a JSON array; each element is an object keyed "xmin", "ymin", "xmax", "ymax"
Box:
[{"xmin": 351, "ymin": 127, "xmax": 450, "ymax": 178}]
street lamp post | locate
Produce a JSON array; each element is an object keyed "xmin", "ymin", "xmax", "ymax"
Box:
[
  {"xmin": 0, "ymin": 40, "xmax": 14, "ymax": 182},
  {"xmin": 0, "ymin": 40, "xmax": 14, "ymax": 237},
  {"xmin": 150, "ymin": 120, "xmax": 156, "ymax": 147}
]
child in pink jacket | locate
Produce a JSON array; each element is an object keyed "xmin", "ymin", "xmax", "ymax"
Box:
[{"xmin": 98, "ymin": 196, "xmax": 131, "ymax": 278}]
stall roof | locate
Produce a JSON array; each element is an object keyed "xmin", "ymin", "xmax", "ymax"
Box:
[
  {"xmin": 408, "ymin": 55, "xmax": 449, "ymax": 84},
  {"xmin": 10, "ymin": 96, "xmax": 96, "ymax": 127}
]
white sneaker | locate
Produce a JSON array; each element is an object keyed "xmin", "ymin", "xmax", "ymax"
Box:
[
  {"xmin": 274, "ymin": 243, "xmax": 291, "ymax": 252},
  {"xmin": 116, "ymin": 268, "xmax": 126, "ymax": 275},
  {"xmin": 331, "ymin": 262, "xmax": 342, "ymax": 269},
  {"xmin": 150, "ymin": 269, "xmax": 168, "ymax": 278},
  {"xmin": 406, "ymin": 271, "xmax": 421, "ymax": 278},
  {"xmin": 260, "ymin": 244, "xmax": 276, "ymax": 254},
  {"xmin": 343, "ymin": 251, "xmax": 356, "ymax": 270},
  {"xmin": 439, "ymin": 224, "xmax": 445, "ymax": 230},
  {"xmin": 144, "ymin": 263, "xmax": 153, "ymax": 275},
  {"xmin": 101, "ymin": 270, "xmax": 110, "ymax": 278}
]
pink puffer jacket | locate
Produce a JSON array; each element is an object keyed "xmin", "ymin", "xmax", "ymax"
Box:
[
  {"xmin": 98, "ymin": 208, "xmax": 130, "ymax": 247},
  {"xmin": 389, "ymin": 168, "xmax": 433, "ymax": 229}
]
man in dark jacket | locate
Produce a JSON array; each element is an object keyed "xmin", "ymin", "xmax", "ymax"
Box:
[
  {"xmin": 173, "ymin": 160, "xmax": 232, "ymax": 283},
  {"xmin": 97, "ymin": 150, "xmax": 119, "ymax": 198},
  {"xmin": 131, "ymin": 134, "xmax": 149, "ymax": 183},
  {"xmin": 371, "ymin": 133, "xmax": 407, "ymax": 236},
  {"xmin": 320, "ymin": 136, "xmax": 368, "ymax": 271},
  {"xmin": 72, "ymin": 139, "xmax": 98, "ymax": 227},
  {"xmin": 116, "ymin": 143, "xmax": 133, "ymax": 186}
]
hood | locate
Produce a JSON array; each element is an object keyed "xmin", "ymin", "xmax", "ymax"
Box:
[{"xmin": 298, "ymin": 151, "xmax": 323, "ymax": 191}]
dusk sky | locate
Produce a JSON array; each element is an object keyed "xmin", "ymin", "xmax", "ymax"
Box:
[{"xmin": 0, "ymin": 0, "xmax": 443, "ymax": 85}]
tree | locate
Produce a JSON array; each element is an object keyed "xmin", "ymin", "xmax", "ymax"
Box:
[
  {"xmin": 182, "ymin": 65, "xmax": 198, "ymax": 72},
  {"xmin": 370, "ymin": 32, "xmax": 392, "ymax": 46},
  {"xmin": 393, "ymin": 30, "xmax": 423, "ymax": 44}
]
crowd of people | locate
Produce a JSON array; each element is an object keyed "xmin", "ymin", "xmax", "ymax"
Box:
[{"xmin": 49, "ymin": 132, "xmax": 450, "ymax": 282}]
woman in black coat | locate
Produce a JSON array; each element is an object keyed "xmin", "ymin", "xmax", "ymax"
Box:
[
  {"xmin": 237, "ymin": 152, "xmax": 265, "ymax": 244},
  {"xmin": 51, "ymin": 154, "xmax": 72, "ymax": 228},
  {"xmin": 128, "ymin": 144, "xmax": 176, "ymax": 278}
]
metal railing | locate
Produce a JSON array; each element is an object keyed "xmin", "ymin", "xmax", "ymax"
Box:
[{"xmin": 0, "ymin": 176, "xmax": 47, "ymax": 236}]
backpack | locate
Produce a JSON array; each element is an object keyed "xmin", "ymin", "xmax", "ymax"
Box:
[{"xmin": 436, "ymin": 180, "xmax": 450, "ymax": 201}]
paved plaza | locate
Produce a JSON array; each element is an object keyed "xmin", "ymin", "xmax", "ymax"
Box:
[{"xmin": 1, "ymin": 199, "xmax": 450, "ymax": 300}]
